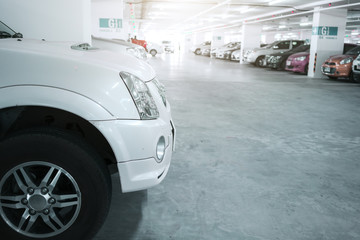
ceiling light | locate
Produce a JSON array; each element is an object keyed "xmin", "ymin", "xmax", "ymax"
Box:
[
  {"xmin": 300, "ymin": 22, "xmax": 312, "ymax": 26},
  {"xmin": 279, "ymin": 25, "xmax": 286, "ymax": 28}
]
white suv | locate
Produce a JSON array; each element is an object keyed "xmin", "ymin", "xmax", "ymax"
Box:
[
  {"xmin": 0, "ymin": 21, "xmax": 175, "ymax": 240},
  {"xmin": 244, "ymin": 40, "xmax": 305, "ymax": 67}
]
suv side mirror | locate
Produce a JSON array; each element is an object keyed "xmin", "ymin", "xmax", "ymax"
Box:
[
  {"xmin": 12, "ymin": 32, "xmax": 23, "ymax": 38},
  {"xmin": 273, "ymin": 45, "xmax": 279, "ymax": 49}
]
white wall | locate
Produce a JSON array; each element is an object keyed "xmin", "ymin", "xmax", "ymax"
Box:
[
  {"xmin": 0, "ymin": 0, "xmax": 91, "ymax": 42},
  {"xmin": 92, "ymin": 0, "xmax": 127, "ymax": 40}
]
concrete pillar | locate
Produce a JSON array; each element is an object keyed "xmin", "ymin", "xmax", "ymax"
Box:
[
  {"xmin": 212, "ymin": 31, "xmax": 225, "ymax": 49},
  {"xmin": 0, "ymin": 0, "xmax": 91, "ymax": 42},
  {"xmin": 308, "ymin": 7, "xmax": 347, "ymax": 78},
  {"xmin": 240, "ymin": 24, "xmax": 262, "ymax": 64},
  {"xmin": 92, "ymin": 0, "xmax": 126, "ymax": 40}
]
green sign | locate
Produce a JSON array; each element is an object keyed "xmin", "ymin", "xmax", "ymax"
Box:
[
  {"xmin": 99, "ymin": 18, "xmax": 122, "ymax": 29},
  {"xmin": 312, "ymin": 26, "xmax": 338, "ymax": 36}
]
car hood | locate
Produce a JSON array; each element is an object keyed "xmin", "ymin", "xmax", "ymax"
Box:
[
  {"xmin": 269, "ymin": 48, "xmax": 305, "ymax": 57},
  {"xmin": 288, "ymin": 51, "xmax": 309, "ymax": 59},
  {"xmin": 326, "ymin": 54, "xmax": 356, "ymax": 62},
  {"xmin": 219, "ymin": 47, "xmax": 240, "ymax": 52},
  {"xmin": 0, "ymin": 38, "xmax": 155, "ymax": 81},
  {"xmin": 252, "ymin": 48, "xmax": 274, "ymax": 54}
]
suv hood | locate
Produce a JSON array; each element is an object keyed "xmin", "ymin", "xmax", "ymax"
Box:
[{"xmin": 0, "ymin": 38, "xmax": 155, "ymax": 81}]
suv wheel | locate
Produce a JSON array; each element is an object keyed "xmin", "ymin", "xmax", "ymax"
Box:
[
  {"xmin": 195, "ymin": 49, "xmax": 201, "ymax": 55},
  {"xmin": 0, "ymin": 129, "xmax": 111, "ymax": 240}
]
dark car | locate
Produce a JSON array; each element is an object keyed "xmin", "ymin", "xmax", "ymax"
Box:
[{"xmin": 265, "ymin": 44, "xmax": 310, "ymax": 70}]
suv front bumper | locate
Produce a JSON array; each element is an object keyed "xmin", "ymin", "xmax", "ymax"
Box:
[{"xmin": 93, "ymin": 118, "xmax": 175, "ymax": 192}]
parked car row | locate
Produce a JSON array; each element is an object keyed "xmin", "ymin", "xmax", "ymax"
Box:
[
  {"xmin": 192, "ymin": 41, "xmax": 241, "ymax": 60},
  {"xmin": 193, "ymin": 39, "xmax": 360, "ymax": 83},
  {"xmin": 260, "ymin": 42, "xmax": 359, "ymax": 82}
]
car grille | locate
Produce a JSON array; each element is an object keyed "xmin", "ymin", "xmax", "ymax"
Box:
[
  {"xmin": 324, "ymin": 62, "xmax": 336, "ymax": 66},
  {"xmin": 321, "ymin": 67, "xmax": 336, "ymax": 74}
]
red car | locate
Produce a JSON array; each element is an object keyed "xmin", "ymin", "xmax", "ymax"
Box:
[
  {"xmin": 285, "ymin": 43, "xmax": 358, "ymax": 76},
  {"xmin": 321, "ymin": 45, "xmax": 360, "ymax": 81},
  {"xmin": 131, "ymin": 38, "xmax": 147, "ymax": 51}
]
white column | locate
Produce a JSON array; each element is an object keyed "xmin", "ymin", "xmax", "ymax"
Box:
[
  {"xmin": 0, "ymin": 0, "xmax": 91, "ymax": 42},
  {"xmin": 211, "ymin": 31, "xmax": 225, "ymax": 52},
  {"xmin": 308, "ymin": 7, "xmax": 347, "ymax": 78},
  {"xmin": 240, "ymin": 24, "xmax": 262, "ymax": 64},
  {"xmin": 92, "ymin": 0, "xmax": 126, "ymax": 40}
]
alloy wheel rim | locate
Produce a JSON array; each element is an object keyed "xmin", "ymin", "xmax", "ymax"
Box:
[{"xmin": 0, "ymin": 161, "xmax": 81, "ymax": 238}]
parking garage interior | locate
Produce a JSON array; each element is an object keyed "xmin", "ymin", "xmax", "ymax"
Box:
[{"xmin": 1, "ymin": 0, "xmax": 360, "ymax": 240}]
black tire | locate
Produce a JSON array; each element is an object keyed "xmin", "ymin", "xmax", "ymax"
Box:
[
  {"xmin": 278, "ymin": 60, "xmax": 286, "ymax": 71},
  {"xmin": 255, "ymin": 56, "xmax": 265, "ymax": 67},
  {"xmin": 304, "ymin": 65, "xmax": 308, "ymax": 75},
  {"xmin": 349, "ymin": 71, "xmax": 355, "ymax": 82},
  {"xmin": 195, "ymin": 48, "xmax": 201, "ymax": 55},
  {"xmin": 150, "ymin": 49, "xmax": 157, "ymax": 57},
  {"xmin": 353, "ymin": 73, "xmax": 360, "ymax": 83},
  {"xmin": 0, "ymin": 128, "xmax": 112, "ymax": 240}
]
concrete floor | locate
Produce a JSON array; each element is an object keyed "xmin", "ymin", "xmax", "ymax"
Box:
[{"xmin": 94, "ymin": 53, "xmax": 360, "ymax": 240}]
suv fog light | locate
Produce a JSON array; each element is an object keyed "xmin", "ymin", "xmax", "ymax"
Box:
[{"xmin": 156, "ymin": 136, "xmax": 166, "ymax": 162}]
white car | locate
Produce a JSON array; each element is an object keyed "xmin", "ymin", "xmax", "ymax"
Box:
[
  {"xmin": 244, "ymin": 40, "xmax": 305, "ymax": 67},
  {"xmin": 231, "ymin": 49, "xmax": 241, "ymax": 61},
  {"xmin": 215, "ymin": 42, "xmax": 241, "ymax": 60},
  {"xmin": 162, "ymin": 40, "xmax": 175, "ymax": 53},
  {"xmin": 352, "ymin": 54, "xmax": 360, "ymax": 83},
  {"xmin": 147, "ymin": 42, "xmax": 164, "ymax": 57},
  {"xmin": 92, "ymin": 36, "xmax": 147, "ymax": 61},
  {"xmin": 191, "ymin": 41, "xmax": 211, "ymax": 55},
  {"xmin": 0, "ymin": 21, "xmax": 175, "ymax": 240}
]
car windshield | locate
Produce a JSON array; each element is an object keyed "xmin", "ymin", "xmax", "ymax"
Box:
[
  {"xmin": 294, "ymin": 45, "xmax": 310, "ymax": 52},
  {"xmin": 345, "ymin": 46, "xmax": 360, "ymax": 55},
  {"xmin": 0, "ymin": 21, "xmax": 16, "ymax": 38}
]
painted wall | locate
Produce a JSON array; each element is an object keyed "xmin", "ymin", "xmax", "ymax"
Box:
[
  {"xmin": 92, "ymin": 0, "xmax": 127, "ymax": 40},
  {"xmin": 0, "ymin": 0, "xmax": 91, "ymax": 42}
]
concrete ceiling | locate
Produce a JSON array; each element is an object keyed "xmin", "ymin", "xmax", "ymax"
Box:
[{"xmin": 123, "ymin": 0, "xmax": 360, "ymax": 39}]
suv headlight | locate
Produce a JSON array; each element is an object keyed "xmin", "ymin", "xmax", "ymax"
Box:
[
  {"xmin": 152, "ymin": 78, "xmax": 167, "ymax": 107},
  {"xmin": 340, "ymin": 57, "xmax": 353, "ymax": 65},
  {"xmin": 120, "ymin": 72, "xmax": 159, "ymax": 119}
]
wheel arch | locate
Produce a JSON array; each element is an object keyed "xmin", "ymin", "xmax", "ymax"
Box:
[{"xmin": 0, "ymin": 105, "xmax": 117, "ymax": 172}]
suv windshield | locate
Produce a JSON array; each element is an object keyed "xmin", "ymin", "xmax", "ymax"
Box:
[
  {"xmin": 345, "ymin": 46, "xmax": 360, "ymax": 55},
  {"xmin": 0, "ymin": 21, "xmax": 22, "ymax": 39}
]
